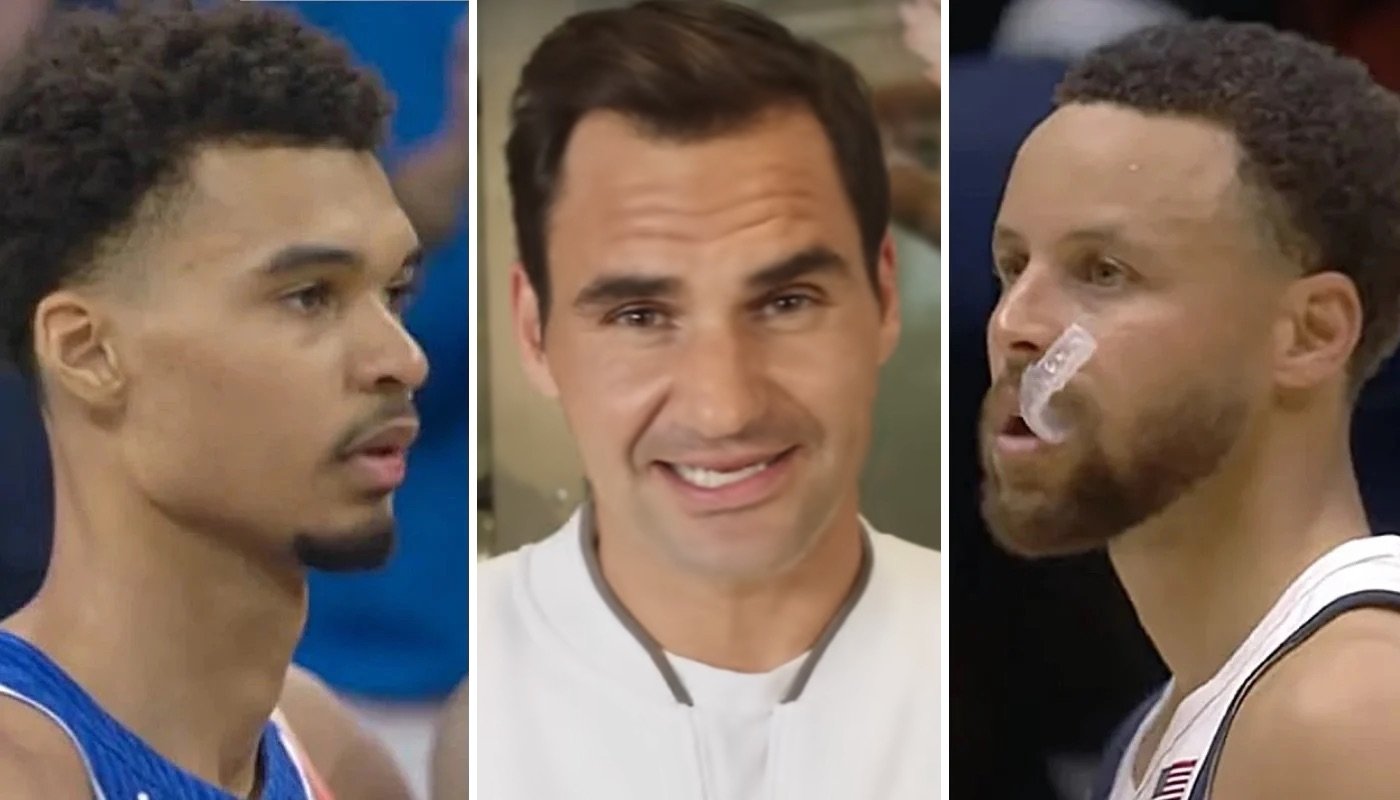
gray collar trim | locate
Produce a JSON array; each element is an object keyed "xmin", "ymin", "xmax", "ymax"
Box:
[{"xmin": 578, "ymin": 508, "xmax": 874, "ymax": 706}]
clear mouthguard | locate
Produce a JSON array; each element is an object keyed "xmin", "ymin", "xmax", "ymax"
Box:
[{"xmin": 1019, "ymin": 322, "xmax": 1097, "ymax": 444}]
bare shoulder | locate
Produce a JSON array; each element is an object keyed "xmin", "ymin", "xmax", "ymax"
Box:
[
  {"xmin": 278, "ymin": 665, "xmax": 413, "ymax": 800},
  {"xmin": 430, "ymin": 681, "xmax": 467, "ymax": 800},
  {"xmin": 0, "ymin": 695, "xmax": 91, "ymax": 798},
  {"xmin": 1214, "ymin": 608, "xmax": 1400, "ymax": 800}
]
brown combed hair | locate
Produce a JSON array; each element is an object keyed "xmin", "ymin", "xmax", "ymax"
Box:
[
  {"xmin": 0, "ymin": 2, "xmax": 393, "ymax": 376},
  {"xmin": 1057, "ymin": 20, "xmax": 1400, "ymax": 386},
  {"xmin": 506, "ymin": 0, "xmax": 890, "ymax": 320}
]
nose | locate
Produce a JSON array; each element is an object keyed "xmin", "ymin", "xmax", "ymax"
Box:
[
  {"xmin": 672, "ymin": 321, "xmax": 767, "ymax": 441},
  {"xmin": 350, "ymin": 304, "xmax": 430, "ymax": 394},
  {"xmin": 987, "ymin": 260, "xmax": 1074, "ymax": 373}
]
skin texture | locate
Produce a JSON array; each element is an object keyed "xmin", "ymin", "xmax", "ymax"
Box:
[
  {"xmin": 1, "ymin": 143, "xmax": 425, "ymax": 796},
  {"xmin": 430, "ymin": 681, "xmax": 468, "ymax": 800},
  {"xmin": 511, "ymin": 107, "xmax": 900, "ymax": 672},
  {"xmin": 982, "ymin": 102, "xmax": 1378, "ymax": 790}
]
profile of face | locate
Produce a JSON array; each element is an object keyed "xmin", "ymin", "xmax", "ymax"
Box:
[
  {"xmin": 37, "ymin": 146, "xmax": 427, "ymax": 571},
  {"xmin": 513, "ymin": 108, "xmax": 899, "ymax": 582},
  {"xmin": 979, "ymin": 104, "xmax": 1298, "ymax": 556}
]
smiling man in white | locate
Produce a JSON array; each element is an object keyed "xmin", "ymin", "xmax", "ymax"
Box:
[{"xmin": 476, "ymin": 2, "xmax": 940, "ymax": 798}]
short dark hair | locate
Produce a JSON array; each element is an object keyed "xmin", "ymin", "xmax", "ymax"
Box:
[
  {"xmin": 506, "ymin": 0, "xmax": 889, "ymax": 319},
  {"xmin": 1057, "ymin": 20, "xmax": 1400, "ymax": 386},
  {"xmin": 0, "ymin": 3, "xmax": 392, "ymax": 376}
]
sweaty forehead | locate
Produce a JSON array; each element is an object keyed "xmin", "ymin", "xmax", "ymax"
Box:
[
  {"xmin": 1000, "ymin": 103, "xmax": 1249, "ymax": 243},
  {"xmin": 547, "ymin": 108, "xmax": 857, "ymax": 275},
  {"xmin": 142, "ymin": 144, "xmax": 416, "ymax": 277}
]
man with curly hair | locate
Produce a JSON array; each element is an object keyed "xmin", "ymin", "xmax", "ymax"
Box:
[
  {"xmin": 0, "ymin": 3, "xmax": 423, "ymax": 798},
  {"xmin": 980, "ymin": 19, "xmax": 1400, "ymax": 800}
]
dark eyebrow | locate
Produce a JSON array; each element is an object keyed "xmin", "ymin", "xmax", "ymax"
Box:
[
  {"xmin": 570, "ymin": 245, "xmax": 848, "ymax": 311},
  {"xmin": 261, "ymin": 244, "xmax": 363, "ymax": 277},
  {"xmin": 746, "ymin": 245, "xmax": 848, "ymax": 292},
  {"xmin": 573, "ymin": 273, "xmax": 682, "ymax": 311},
  {"xmin": 261, "ymin": 244, "xmax": 424, "ymax": 278},
  {"xmin": 992, "ymin": 225, "xmax": 1022, "ymax": 249}
]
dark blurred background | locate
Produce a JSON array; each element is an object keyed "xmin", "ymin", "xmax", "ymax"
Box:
[{"xmin": 949, "ymin": 2, "xmax": 1400, "ymax": 798}]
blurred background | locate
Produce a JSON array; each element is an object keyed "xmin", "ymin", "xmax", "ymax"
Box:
[
  {"xmin": 477, "ymin": 0, "xmax": 942, "ymax": 559},
  {"xmin": 948, "ymin": 2, "xmax": 1400, "ymax": 798},
  {"xmin": 0, "ymin": 3, "xmax": 470, "ymax": 798}
]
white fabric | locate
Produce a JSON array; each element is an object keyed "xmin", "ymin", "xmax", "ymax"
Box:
[
  {"xmin": 1108, "ymin": 535, "xmax": 1400, "ymax": 799},
  {"xmin": 477, "ymin": 509, "xmax": 941, "ymax": 799},
  {"xmin": 665, "ymin": 651, "xmax": 807, "ymax": 800}
]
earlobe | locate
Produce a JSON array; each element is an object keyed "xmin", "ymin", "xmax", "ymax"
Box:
[
  {"xmin": 509, "ymin": 262, "xmax": 559, "ymax": 398},
  {"xmin": 32, "ymin": 291, "xmax": 125, "ymax": 406},
  {"xmin": 1274, "ymin": 271, "xmax": 1361, "ymax": 391}
]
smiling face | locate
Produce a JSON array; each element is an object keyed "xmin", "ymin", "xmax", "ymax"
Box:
[
  {"xmin": 37, "ymin": 144, "xmax": 428, "ymax": 571},
  {"xmin": 513, "ymin": 108, "xmax": 899, "ymax": 582},
  {"xmin": 978, "ymin": 103, "xmax": 1291, "ymax": 556}
]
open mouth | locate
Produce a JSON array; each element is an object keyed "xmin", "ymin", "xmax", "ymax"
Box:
[{"xmin": 1002, "ymin": 414, "xmax": 1036, "ymax": 438}]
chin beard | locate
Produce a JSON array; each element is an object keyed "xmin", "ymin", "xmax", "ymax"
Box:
[
  {"xmin": 293, "ymin": 521, "xmax": 396, "ymax": 572},
  {"xmin": 979, "ymin": 386, "xmax": 1246, "ymax": 558}
]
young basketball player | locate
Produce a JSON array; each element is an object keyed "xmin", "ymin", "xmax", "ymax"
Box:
[{"xmin": 0, "ymin": 5, "xmax": 423, "ymax": 797}]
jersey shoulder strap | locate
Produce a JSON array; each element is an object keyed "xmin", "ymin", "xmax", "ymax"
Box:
[
  {"xmin": 269, "ymin": 708, "xmax": 337, "ymax": 800},
  {"xmin": 1189, "ymin": 589, "xmax": 1400, "ymax": 800}
]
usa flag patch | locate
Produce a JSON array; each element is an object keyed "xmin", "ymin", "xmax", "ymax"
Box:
[{"xmin": 1151, "ymin": 759, "xmax": 1198, "ymax": 799}]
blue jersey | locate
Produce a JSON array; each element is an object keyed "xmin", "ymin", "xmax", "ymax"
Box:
[{"xmin": 0, "ymin": 631, "xmax": 322, "ymax": 799}]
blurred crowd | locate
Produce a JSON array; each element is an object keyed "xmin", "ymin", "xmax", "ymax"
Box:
[{"xmin": 949, "ymin": 2, "xmax": 1400, "ymax": 798}]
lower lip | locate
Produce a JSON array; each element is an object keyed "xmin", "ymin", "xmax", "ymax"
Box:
[
  {"xmin": 345, "ymin": 451, "xmax": 407, "ymax": 492},
  {"xmin": 657, "ymin": 449, "xmax": 797, "ymax": 513},
  {"xmin": 995, "ymin": 433, "xmax": 1052, "ymax": 457}
]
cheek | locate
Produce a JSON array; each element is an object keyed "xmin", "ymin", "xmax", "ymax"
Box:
[
  {"xmin": 548, "ymin": 333, "xmax": 669, "ymax": 467},
  {"xmin": 125, "ymin": 326, "xmax": 336, "ymax": 503},
  {"xmin": 1089, "ymin": 329, "xmax": 1250, "ymax": 456},
  {"xmin": 773, "ymin": 328, "xmax": 881, "ymax": 418}
]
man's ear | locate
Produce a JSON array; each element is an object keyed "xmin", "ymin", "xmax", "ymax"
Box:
[
  {"xmin": 32, "ymin": 289, "xmax": 126, "ymax": 409},
  {"xmin": 511, "ymin": 263, "xmax": 558, "ymax": 398},
  {"xmin": 875, "ymin": 231, "xmax": 902, "ymax": 365},
  {"xmin": 1272, "ymin": 270, "xmax": 1361, "ymax": 392}
]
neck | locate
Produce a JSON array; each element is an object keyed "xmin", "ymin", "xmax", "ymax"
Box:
[
  {"xmin": 5, "ymin": 442, "xmax": 304, "ymax": 798},
  {"xmin": 1107, "ymin": 410, "xmax": 1368, "ymax": 693},
  {"xmin": 595, "ymin": 498, "xmax": 865, "ymax": 673}
]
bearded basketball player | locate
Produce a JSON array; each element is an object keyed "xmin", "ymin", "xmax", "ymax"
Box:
[{"xmin": 982, "ymin": 20, "xmax": 1400, "ymax": 800}]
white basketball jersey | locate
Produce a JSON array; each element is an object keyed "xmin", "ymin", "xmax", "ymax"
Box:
[{"xmin": 1098, "ymin": 535, "xmax": 1400, "ymax": 800}]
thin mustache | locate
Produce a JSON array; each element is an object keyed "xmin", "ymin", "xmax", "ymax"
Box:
[{"xmin": 332, "ymin": 396, "xmax": 418, "ymax": 459}]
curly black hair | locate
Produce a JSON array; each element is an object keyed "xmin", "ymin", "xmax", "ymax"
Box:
[
  {"xmin": 507, "ymin": 0, "xmax": 888, "ymax": 321},
  {"xmin": 1057, "ymin": 20, "xmax": 1400, "ymax": 386},
  {"xmin": 0, "ymin": 2, "xmax": 392, "ymax": 376}
]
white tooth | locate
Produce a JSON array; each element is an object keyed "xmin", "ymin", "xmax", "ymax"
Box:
[{"xmin": 674, "ymin": 460, "xmax": 770, "ymax": 489}]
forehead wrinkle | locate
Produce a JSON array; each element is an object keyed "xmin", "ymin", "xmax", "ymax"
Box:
[{"xmin": 604, "ymin": 180, "xmax": 825, "ymax": 249}]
